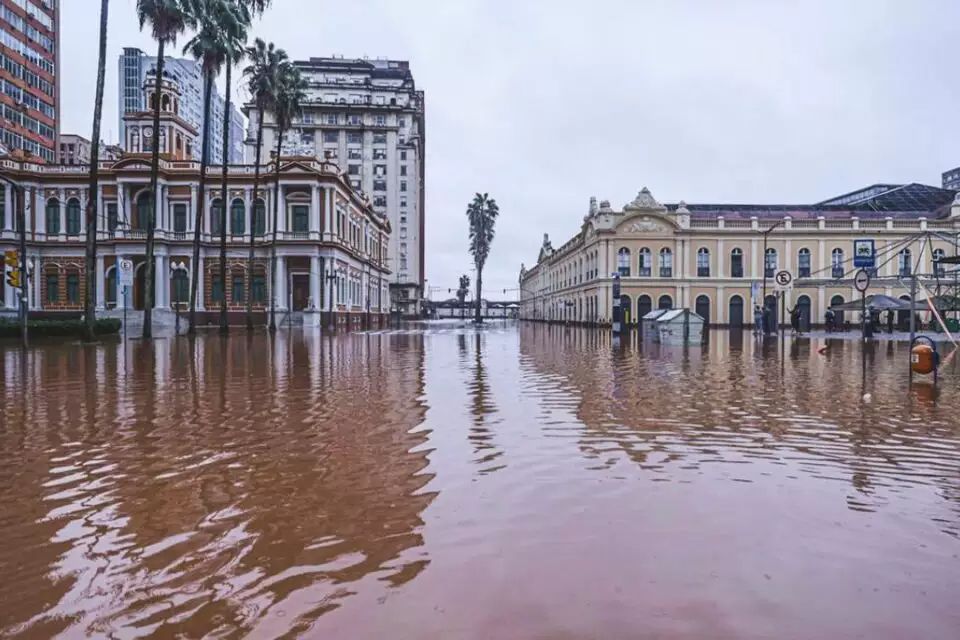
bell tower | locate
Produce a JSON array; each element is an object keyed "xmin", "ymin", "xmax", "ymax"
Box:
[{"xmin": 122, "ymin": 70, "xmax": 198, "ymax": 160}]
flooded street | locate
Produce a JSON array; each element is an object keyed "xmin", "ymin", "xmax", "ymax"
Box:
[{"xmin": 1, "ymin": 323, "xmax": 959, "ymax": 639}]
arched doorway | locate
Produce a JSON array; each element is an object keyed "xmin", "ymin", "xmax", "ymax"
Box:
[
  {"xmin": 831, "ymin": 295, "xmax": 845, "ymax": 328},
  {"xmin": 695, "ymin": 295, "xmax": 710, "ymax": 324},
  {"xmin": 620, "ymin": 294, "xmax": 632, "ymax": 326},
  {"xmin": 133, "ymin": 261, "xmax": 147, "ymax": 310},
  {"xmin": 796, "ymin": 295, "xmax": 811, "ymax": 332},
  {"xmin": 898, "ymin": 295, "xmax": 911, "ymax": 330},
  {"xmin": 658, "ymin": 295, "xmax": 673, "ymax": 310},
  {"xmin": 764, "ymin": 294, "xmax": 778, "ymax": 331},
  {"xmin": 637, "ymin": 294, "xmax": 652, "ymax": 319},
  {"xmin": 729, "ymin": 295, "xmax": 744, "ymax": 328},
  {"xmin": 105, "ymin": 266, "xmax": 116, "ymax": 307}
]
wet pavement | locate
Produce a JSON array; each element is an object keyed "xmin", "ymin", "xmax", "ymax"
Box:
[{"xmin": 1, "ymin": 322, "xmax": 958, "ymax": 639}]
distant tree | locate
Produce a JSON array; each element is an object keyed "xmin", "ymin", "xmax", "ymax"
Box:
[
  {"xmin": 466, "ymin": 193, "xmax": 499, "ymax": 323},
  {"xmin": 457, "ymin": 274, "xmax": 470, "ymax": 319}
]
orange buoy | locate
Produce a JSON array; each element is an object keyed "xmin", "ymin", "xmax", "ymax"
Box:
[
  {"xmin": 911, "ymin": 344, "xmax": 936, "ymax": 375},
  {"xmin": 817, "ymin": 345, "xmax": 828, "ymax": 355}
]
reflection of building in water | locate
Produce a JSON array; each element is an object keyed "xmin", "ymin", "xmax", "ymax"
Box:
[
  {"xmin": 520, "ymin": 185, "xmax": 959, "ymax": 327},
  {"xmin": 0, "ymin": 335, "xmax": 434, "ymax": 636}
]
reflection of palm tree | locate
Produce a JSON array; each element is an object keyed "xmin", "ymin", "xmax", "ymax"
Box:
[{"xmin": 467, "ymin": 332, "xmax": 503, "ymax": 473}]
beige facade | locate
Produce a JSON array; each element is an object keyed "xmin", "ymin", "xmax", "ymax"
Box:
[{"xmin": 520, "ymin": 187, "xmax": 960, "ymax": 327}]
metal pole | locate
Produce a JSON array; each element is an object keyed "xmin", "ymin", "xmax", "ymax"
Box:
[
  {"xmin": 123, "ymin": 285, "xmax": 127, "ymax": 338},
  {"xmin": 861, "ymin": 290, "xmax": 866, "ymax": 341},
  {"xmin": 909, "ymin": 273, "xmax": 917, "ymax": 376},
  {"xmin": 17, "ymin": 184, "xmax": 27, "ymax": 349}
]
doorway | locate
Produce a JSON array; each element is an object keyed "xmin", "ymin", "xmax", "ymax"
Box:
[
  {"xmin": 291, "ymin": 273, "xmax": 310, "ymax": 311},
  {"xmin": 695, "ymin": 295, "xmax": 710, "ymax": 324},
  {"xmin": 729, "ymin": 295, "xmax": 744, "ymax": 328}
]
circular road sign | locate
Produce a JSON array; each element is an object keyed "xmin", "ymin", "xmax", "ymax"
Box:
[
  {"xmin": 775, "ymin": 270, "xmax": 792, "ymax": 288},
  {"xmin": 854, "ymin": 268, "xmax": 871, "ymax": 292}
]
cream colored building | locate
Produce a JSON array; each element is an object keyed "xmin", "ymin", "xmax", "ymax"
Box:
[{"xmin": 519, "ymin": 185, "xmax": 960, "ymax": 328}]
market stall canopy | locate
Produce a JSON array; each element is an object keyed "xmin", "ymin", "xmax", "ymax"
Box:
[{"xmin": 830, "ymin": 294, "xmax": 960, "ymax": 311}]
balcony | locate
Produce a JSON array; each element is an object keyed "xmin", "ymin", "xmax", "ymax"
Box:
[
  {"xmin": 697, "ymin": 267, "xmax": 710, "ymax": 277},
  {"xmin": 660, "ymin": 268, "xmax": 673, "ymax": 278},
  {"xmin": 639, "ymin": 267, "xmax": 651, "ymax": 277},
  {"xmin": 832, "ymin": 267, "xmax": 844, "ymax": 279}
]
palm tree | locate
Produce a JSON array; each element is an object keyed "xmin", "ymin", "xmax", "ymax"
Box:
[
  {"xmin": 457, "ymin": 274, "xmax": 470, "ymax": 320},
  {"xmin": 466, "ymin": 193, "xmax": 499, "ymax": 324},
  {"xmin": 136, "ymin": 0, "xmax": 191, "ymax": 339},
  {"xmin": 242, "ymin": 38, "xmax": 287, "ymax": 331},
  {"xmin": 268, "ymin": 62, "xmax": 308, "ymax": 332},
  {"xmin": 83, "ymin": 0, "xmax": 110, "ymax": 342}
]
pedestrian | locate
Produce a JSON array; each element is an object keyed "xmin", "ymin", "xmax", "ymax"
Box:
[
  {"xmin": 886, "ymin": 310, "xmax": 895, "ymax": 334},
  {"xmin": 825, "ymin": 308, "xmax": 835, "ymax": 332},
  {"xmin": 753, "ymin": 305, "xmax": 763, "ymax": 336},
  {"xmin": 789, "ymin": 305, "xmax": 802, "ymax": 336}
]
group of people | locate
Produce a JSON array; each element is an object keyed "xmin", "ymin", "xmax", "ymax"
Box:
[{"xmin": 753, "ymin": 303, "xmax": 806, "ymax": 336}]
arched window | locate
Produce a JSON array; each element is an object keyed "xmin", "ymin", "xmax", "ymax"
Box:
[
  {"xmin": 66, "ymin": 272, "xmax": 80, "ymax": 304},
  {"xmin": 696, "ymin": 247, "xmax": 710, "ymax": 277},
  {"xmin": 695, "ymin": 294, "xmax": 711, "ymax": 322},
  {"xmin": 764, "ymin": 248, "xmax": 777, "ymax": 277},
  {"xmin": 106, "ymin": 267, "xmax": 116, "ymax": 306},
  {"xmin": 731, "ymin": 247, "xmax": 743, "ymax": 278},
  {"xmin": 831, "ymin": 295, "xmax": 846, "ymax": 327},
  {"xmin": 898, "ymin": 248, "xmax": 912, "ymax": 276},
  {"xmin": 728, "ymin": 294, "xmax": 744, "ymax": 327},
  {"xmin": 831, "ymin": 248, "xmax": 845, "ymax": 278},
  {"xmin": 230, "ymin": 198, "xmax": 245, "ymax": 235},
  {"xmin": 231, "ymin": 269, "xmax": 245, "ymax": 303},
  {"xmin": 933, "ymin": 248, "xmax": 946, "ymax": 277},
  {"xmin": 638, "ymin": 247, "xmax": 651, "ymax": 276},
  {"xmin": 798, "ymin": 247, "xmax": 811, "ymax": 277},
  {"xmin": 617, "ymin": 247, "xmax": 630, "ymax": 276},
  {"xmin": 161, "ymin": 94, "xmax": 171, "ymax": 112},
  {"xmin": 659, "ymin": 247, "xmax": 673, "ymax": 277},
  {"xmin": 658, "ymin": 294, "xmax": 673, "ymax": 310},
  {"xmin": 637, "ymin": 294, "xmax": 652, "ymax": 319},
  {"xmin": 210, "ymin": 199, "xmax": 223, "ymax": 235},
  {"xmin": 171, "ymin": 269, "xmax": 189, "ymax": 307},
  {"xmin": 253, "ymin": 199, "xmax": 266, "ymax": 236},
  {"xmin": 66, "ymin": 198, "xmax": 81, "ymax": 235},
  {"xmin": 620, "ymin": 294, "xmax": 633, "ymax": 325},
  {"xmin": 135, "ymin": 191, "xmax": 152, "ymax": 230},
  {"xmin": 796, "ymin": 295, "xmax": 811, "ymax": 332},
  {"xmin": 45, "ymin": 197, "xmax": 60, "ymax": 234}
]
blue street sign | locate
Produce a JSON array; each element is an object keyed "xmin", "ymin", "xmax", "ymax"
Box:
[{"xmin": 853, "ymin": 239, "xmax": 876, "ymax": 268}]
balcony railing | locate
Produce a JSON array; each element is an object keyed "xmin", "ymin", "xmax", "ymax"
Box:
[
  {"xmin": 832, "ymin": 267, "xmax": 845, "ymax": 279},
  {"xmin": 697, "ymin": 267, "xmax": 710, "ymax": 277},
  {"xmin": 660, "ymin": 267, "xmax": 673, "ymax": 278}
]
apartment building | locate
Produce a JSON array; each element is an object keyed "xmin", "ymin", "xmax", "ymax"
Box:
[
  {"xmin": 58, "ymin": 133, "xmax": 89, "ymax": 165},
  {"xmin": 245, "ymin": 55, "xmax": 425, "ymax": 316},
  {"xmin": 119, "ymin": 47, "xmax": 245, "ymax": 165},
  {"xmin": 0, "ymin": 0, "xmax": 58, "ymax": 163}
]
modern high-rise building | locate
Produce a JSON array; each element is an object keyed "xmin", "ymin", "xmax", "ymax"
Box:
[
  {"xmin": 0, "ymin": 0, "xmax": 59, "ymax": 163},
  {"xmin": 118, "ymin": 47, "xmax": 245, "ymax": 164},
  {"xmin": 943, "ymin": 166, "xmax": 960, "ymax": 191},
  {"xmin": 58, "ymin": 133, "xmax": 89, "ymax": 165},
  {"xmin": 244, "ymin": 56, "xmax": 425, "ymax": 315}
]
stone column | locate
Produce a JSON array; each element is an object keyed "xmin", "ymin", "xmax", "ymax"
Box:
[
  {"xmin": 310, "ymin": 255, "xmax": 321, "ymax": 309},
  {"xmin": 96, "ymin": 184, "xmax": 104, "ymax": 238},
  {"xmin": 155, "ymin": 254, "xmax": 167, "ymax": 309},
  {"xmin": 277, "ymin": 186, "xmax": 286, "ymax": 232},
  {"xmin": 95, "ymin": 255, "xmax": 105, "ymax": 309},
  {"xmin": 243, "ymin": 186, "xmax": 252, "ymax": 236},
  {"xmin": 750, "ymin": 238, "xmax": 759, "ymax": 279},
  {"xmin": 115, "ymin": 255, "xmax": 126, "ymax": 309},
  {"xmin": 35, "ymin": 189, "xmax": 45, "ymax": 236},
  {"xmin": 310, "ymin": 185, "xmax": 320, "ymax": 237},
  {"xmin": 196, "ymin": 253, "xmax": 205, "ymax": 310},
  {"xmin": 58, "ymin": 188, "xmax": 65, "ymax": 234},
  {"xmin": 716, "ymin": 239, "xmax": 725, "ymax": 278},
  {"xmin": 275, "ymin": 255, "xmax": 287, "ymax": 310},
  {"xmin": 325, "ymin": 188, "xmax": 334, "ymax": 239},
  {"xmin": 156, "ymin": 182, "xmax": 164, "ymax": 234},
  {"xmin": 716, "ymin": 286, "xmax": 725, "ymax": 324},
  {"xmin": 79, "ymin": 189, "xmax": 88, "ymax": 234},
  {"xmin": 189, "ymin": 184, "xmax": 197, "ymax": 232},
  {"xmin": 3, "ymin": 183, "xmax": 11, "ymax": 230}
]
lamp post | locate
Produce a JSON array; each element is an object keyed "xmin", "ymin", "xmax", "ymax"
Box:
[
  {"xmin": 761, "ymin": 219, "xmax": 785, "ymax": 334},
  {"xmin": 325, "ymin": 269, "xmax": 337, "ymax": 333},
  {"xmin": 170, "ymin": 260, "xmax": 187, "ymax": 334}
]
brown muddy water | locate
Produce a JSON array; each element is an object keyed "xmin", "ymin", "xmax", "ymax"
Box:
[{"xmin": 0, "ymin": 323, "xmax": 958, "ymax": 639}]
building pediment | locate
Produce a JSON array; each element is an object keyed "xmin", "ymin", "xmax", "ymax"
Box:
[{"xmin": 614, "ymin": 213, "xmax": 678, "ymax": 234}]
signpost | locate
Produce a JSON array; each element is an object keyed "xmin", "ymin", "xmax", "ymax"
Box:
[
  {"xmin": 853, "ymin": 239, "xmax": 876, "ymax": 270},
  {"xmin": 854, "ymin": 267, "xmax": 872, "ymax": 339},
  {"xmin": 611, "ymin": 272, "xmax": 621, "ymax": 335},
  {"xmin": 119, "ymin": 259, "xmax": 133, "ymax": 337}
]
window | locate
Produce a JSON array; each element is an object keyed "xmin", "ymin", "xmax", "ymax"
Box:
[
  {"xmin": 323, "ymin": 131, "xmax": 338, "ymax": 143},
  {"xmin": 46, "ymin": 273, "xmax": 58, "ymax": 302},
  {"xmin": 230, "ymin": 199, "xmax": 245, "ymax": 235},
  {"xmin": 764, "ymin": 248, "xmax": 777, "ymax": 278},
  {"xmin": 898, "ymin": 249, "xmax": 912, "ymax": 276},
  {"xmin": 697, "ymin": 247, "xmax": 710, "ymax": 277},
  {"xmin": 231, "ymin": 272, "xmax": 245, "ymax": 303},
  {"xmin": 253, "ymin": 200, "xmax": 266, "ymax": 235},
  {"xmin": 45, "ymin": 197, "xmax": 59, "ymax": 234},
  {"xmin": 374, "ymin": 164, "xmax": 386, "ymax": 176},
  {"xmin": 135, "ymin": 192, "xmax": 152, "ymax": 230},
  {"xmin": 731, "ymin": 248, "xmax": 743, "ymax": 278},
  {"xmin": 373, "ymin": 196, "xmax": 387, "ymax": 207},
  {"xmin": 798, "ymin": 248, "xmax": 811, "ymax": 277},
  {"xmin": 373, "ymin": 148, "xmax": 386, "ymax": 160},
  {"xmin": 348, "ymin": 114, "xmax": 362, "ymax": 125},
  {"xmin": 172, "ymin": 270, "xmax": 189, "ymax": 305},
  {"xmin": 400, "ymin": 165, "xmax": 407, "ymax": 176},
  {"xmin": 292, "ymin": 204, "xmax": 309, "ymax": 232},
  {"xmin": 210, "ymin": 199, "xmax": 223, "ymax": 235},
  {"xmin": 348, "ymin": 164, "xmax": 360, "ymax": 174},
  {"xmin": 66, "ymin": 274, "xmax": 80, "ymax": 304},
  {"xmin": 375, "ymin": 115, "xmax": 386, "ymax": 126},
  {"xmin": 373, "ymin": 179, "xmax": 387, "ymax": 192},
  {"xmin": 933, "ymin": 248, "xmax": 947, "ymax": 277},
  {"xmin": 400, "ymin": 150, "xmax": 407, "ymax": 161},
  {"xmin": 324, "ymin": 114, "xmax": 338, "ymax": 125},
  {"xmin": 637, "ymin": 247, "xmax": 651, "ymax": 276},
  {"xmin": 617, "ymin": 247, "xmax": 630, "ymax": 276},
  {"xmin": 107, "ymin": 203, "xmax": 118, "ymax": 233},
  {"xmin": 211, "ymin": 275, "xmax": 223, "ymax": 302},
  {"xmin": 347, "ymin": 132, "xmax": 362, "ymax": 144},
  {"xmin": 348, "ymin": 148, "xmax": 362, "ymax": 160},
  {"xmin": 659, "ymin": 247, "xmax": 673, "ymax": 278},
  {"xmin": 252, "ymin": 274, "xmax": 266, "ymax": 303},
  {"xmin": 400, "ymin": 197, "xmax": 407, "ymax": 208},
  {"xmin": 65, "ymin": 199, "xmax": 81, "ymax": 235},
  {"xmin": 832, "ymin": 248, "xmax": 844, "ymax": 278},
  {"xmin": 400, "ymin": 181, "xmax": 407, "ymax": 192},
  {"xmin": 373, "ymin": 133, "xmax": 387, "ymax": 144},
  {"xmin": 173, "ymin": 203, "xmax": 187, "ymax": 233}
]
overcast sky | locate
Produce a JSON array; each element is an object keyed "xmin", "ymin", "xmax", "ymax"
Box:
[{"xmin": 61, "ymin": 0, "xmax": 959, "ymax": 297}]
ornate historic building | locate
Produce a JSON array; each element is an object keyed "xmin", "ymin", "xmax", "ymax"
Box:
[
  {"xmin": 519, "ymin": 184, "xmax": 960, "ymax": 328},
  {"xmin": 0, "ymin": 74, "xmax": 391, "ymax": 329}
]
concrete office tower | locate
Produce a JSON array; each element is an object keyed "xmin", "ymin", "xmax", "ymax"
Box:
[
  {"xmin": 0, "ymin": 0, "xmax": 59, "ymax": 163},
  {"xmin": 118, "ymin": 47, "xmax": 245, "ymax": 164},
  {"xmin": 244, "ymin": 56, "xmax": 425, "ymax": 316}
]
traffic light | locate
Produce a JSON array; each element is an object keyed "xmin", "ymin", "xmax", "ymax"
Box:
[{"xmin": 4, "ymin": 250, "xmax": 19, "ymax": 288}]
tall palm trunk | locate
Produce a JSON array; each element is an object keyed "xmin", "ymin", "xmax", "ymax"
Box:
[
  {"xmin": 83, "ymin": 0, "xmax": 109, "ymax": 342},
  {"xmin": 218, "ymin": 64, "xmax": 232, "ymax": 334},
  {"xmin": 143, "ymin": 39, "xmax": 165, "ymax": 339},
  {"xmin": 268, "ymin": 130, "xmax": 282, "ymax": 332},
  {"xmin": 245, "ymin": 107, "xmax": 264, "ymax": 331},
  {"xmin": 475, "ymin": 267, "xmax": 483, "ymax": 324},
  {"xmin": 188, "ymin": 70, "xmax": 213, "ymax": 334}
]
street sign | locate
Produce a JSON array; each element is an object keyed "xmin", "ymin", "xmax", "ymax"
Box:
[
  {"xmin": 854, "ymin": 268, "xmax": 871, "ymax": 292},
  {"xmin": 118, "ymin": 258, "xmax": 134, "ymax": 288},
  {"xmin": 853, "ymin": 239, "xmax": 876, "ymax": 269},
  {"xmin": 774, "ymin": 269, "xmax": 793, "ymax": 291}
]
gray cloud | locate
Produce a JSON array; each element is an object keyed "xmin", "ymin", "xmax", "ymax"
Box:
[{"xmin": 61, "ymin": 0, "xmax": 960, "ymax": 298}]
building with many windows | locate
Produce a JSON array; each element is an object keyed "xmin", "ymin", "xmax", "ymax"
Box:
[
  {"xmin": 244, "ymin": 55, "xmax": 425, "ymax": 316},
  {"xmin": 0, "ymin": 75, "xmax": 391, "ymax": 328},
  {"xmin": 0, "ymin": 0, "xmax": 58, "ymax": 163},
  {"xmin": 118, "ymin": 46, "xmax": 245, "ymax": 164},
  {"xmin": 58, "ymin": 133, "xmax": 89, "ymax": 165},
  {"xmin": 943, "ymin": 166, "xmax": 960, "ymax": 191},
  {"xmin": 520, "ymin": 184, "xmax": 960, "ymax": 328}
]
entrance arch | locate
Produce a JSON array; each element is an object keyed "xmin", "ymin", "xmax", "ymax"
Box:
[
  {"xmin": 728, "ymin": 295, "xmax": 744, "ymax": 328},
  {"xmin": 658, "ymin": 294, "xmax": 673, "ymax": 310},
  {"xmin": 620, "ymin": 294, "xmax": 632, "ymax": 326},
  {"xmin": 796, "ymin": 295, "xmax": 811, "ymax": 332},
  {"xmin": 637, "ymin": 294, "xmax": 652, "ymax": 319},
  {"xmin": 831, "ymin": 295, "xmax": 845, "ymax": 328},
  {"xmin": 695, "ymin": 295, "xmax": 710, "ymax": 324},
  {"xmin": 898, "ymin": 295, "xmax": 911, "ymax": 330}
]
